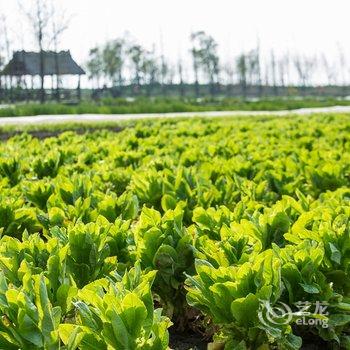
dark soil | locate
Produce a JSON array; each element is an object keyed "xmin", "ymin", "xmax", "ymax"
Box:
[
  {"xmin": 300, "ymin": 338, "xmax": 334, "ymax": 349},
  {"xmin": 169, "ymin": 331, "xmax": 208, "ymax": 350},
  {"xmin": 169, "ymin": 329, "xmax": 334, "ymax": 350},
  {"xmin": 168, "ymin": 337, "xmax": 335, "ymax": 350},
  {"xmin": 295, "ymin": 326, "xmax": 335, "ymax": 350}
]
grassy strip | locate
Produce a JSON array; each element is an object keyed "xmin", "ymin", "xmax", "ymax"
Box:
[{"xmin": 1, "ymin": 97, "xmax": 350, "ymax": 117}]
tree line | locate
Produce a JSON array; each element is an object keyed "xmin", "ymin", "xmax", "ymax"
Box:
[
  {"xmin": 0, "ymin": 0, "xmax": 349, "ymax": 101},
  {"xmin": 86, "ymin": 32, "xmax": 349, "ymax": 98}
]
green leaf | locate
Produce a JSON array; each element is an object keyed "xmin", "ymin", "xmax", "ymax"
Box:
[
  {"xmin": 299, "ymin": 283, "xmax": 320, "ymax": 294},
  {"xmin": 230, "ymin": 294, "xmax": 259, "ymax": 327},
  {"xmin": 161, "ymin": 194, "xmax": 177, "ymax": 211},
  {"xmin": 120, "ymin": 292, "xmax": 147, "ymax": 338},
  {"xmin": 328, "ymin": 314, "xmax": 350, "ymax": 327},
  {"xmin": 328, "ymin": 243, "xmax": 341, "ymax": 264}
]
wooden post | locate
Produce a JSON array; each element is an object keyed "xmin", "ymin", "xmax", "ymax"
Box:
[
  {"xmin": 31, "ymin": 76, "xmax": 34, "ymax": 101},
  {"xmin": 25, "ymin": 76, "xmax": 29, "ymax": 103},
  {"xmin": 56, "ymin": 74, "xmax": 60, "ymax": 102},
  {"xmin": 9, "ymin": 76, "xmax": 13, "ymax": 103},
  {"xmin": 0, "ymin": 74, "xmax": 2, "ymax": 103},
  {"xmin": 77, "ymin": 75, "xmax": 81, "ymax": 102},
  {"xmin": 51, "ymin": 75, "xmax": 55, "ymax": 102},
  {"xmin": 55, "ymin": 53, "xmax": 60, "ymax": 102}
]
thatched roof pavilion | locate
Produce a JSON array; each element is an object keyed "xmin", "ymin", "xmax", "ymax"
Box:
[
  {"xmin": 1, "ymin": 50, "xmax": 85, "ymax": 76},
  {"xmin": 0, "ymin": 50, "xmax": 85, "ymax": 102}
]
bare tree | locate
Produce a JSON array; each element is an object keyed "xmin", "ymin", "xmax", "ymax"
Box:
[
  {"xmin": 338, "ymin": 45, "xmax": 347, "ymax": 96},
  {"xmin": 177, "ymin": 57, "xmax": 185, "ymax": 97},
  {"xmin": 0, "ymin": 16, "xmax": 7, "ymax": 100},
  {"xmin": 190, "ymin": 33, "xmax": 201, "ymax": 98},
  {"xmin": 277, "ymin": 54, "xmax": 290, "ymax": 90},
  {"xmin": 86, "ymin": 47, "xmax": 103, "ymax": 89},
  {"xmin": 159, "ymin": 56, "xmax": 169, "ymax": 96},
  {"xmin": 0, "ymin": 15, "xmax": 11, "ymax": 100},
  {"xmin": 293, "ymin": 55, "xmax": 317, "ymax": 94},
  {"xmin": 264, "ymin": 62, "xmax": 270, "ymax": 89},
  {"xmin": 49, "ymin": 0, "xmax": 70, "ymax": 101},
  {"xmin": 0, "ymin": 51, "xmax": 3, "ymax": 102},
  {"xmin": 166, "ymin": 63, "xmax": 175, "ymax": 85},
  {"xmin": 190, "ymin": 31, "xmax": 220, "ymax": 96},
  {"xmin": 236, "ymin": 53, "xmax": 247, "ymax": 98},
  {"xmin": 128, "ymin": 44, "xmax": 144, "ymax": 93},
  {"xmin": 223, "ymin": 60, "xmax": 235, "ymax": 96},
  {"xmin": 159, "ymin": 32, "xmax": 167, "ymax": 96},
  {"xmin": 245, "ymin": 48, "xmax": 262, "ymax": 96},
  {"xmin": 0, "ymin": 16, "xmax": 11, "ymax": 62},
  {"xmin": 102, "ymin": 39, "xmax": 125, "ymax": 91},
  {"xmin": 141, "ymin": 49, "xmax": 159, "ymax": 96},
  {"xmin": 270, "ymin": 50, "xmax": 278, "ymax": 96},
  {"xmin": 321, "ymin": 54, "xmax": 337, "ymax": 86},
  {"xmin": 254, "ymin": 41, "xmax": 263, "ymax": 97},
  {"xmin": 19, "ymin": 0, "xmax": 53, "ymax": 103}
]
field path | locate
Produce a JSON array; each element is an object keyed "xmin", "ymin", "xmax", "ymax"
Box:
[{"xmin": 0, "ymin": 105, "xmax": 350, "ymax": 126}]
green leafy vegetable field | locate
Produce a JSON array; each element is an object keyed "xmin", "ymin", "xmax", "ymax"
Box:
[{"xmin": 0, "ymin": 114, "xmax": 349, "ymax": 349}]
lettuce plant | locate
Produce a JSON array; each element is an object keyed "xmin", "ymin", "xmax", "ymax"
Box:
[
  {"xmin": 59, "ymin": 264, "xmax": 171, "ymax": 349},
  {"xmin": 0, "ymin": 273, "xmax": 62, "ymax": 349},
  {"xmin": 134, "ymin": 205, "xmax": 194, "ymax": 322}
]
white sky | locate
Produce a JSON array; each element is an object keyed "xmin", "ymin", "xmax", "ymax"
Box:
[{"xmin": 1, "ymin": 0, "xmax": 350, "ymax": 85}]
